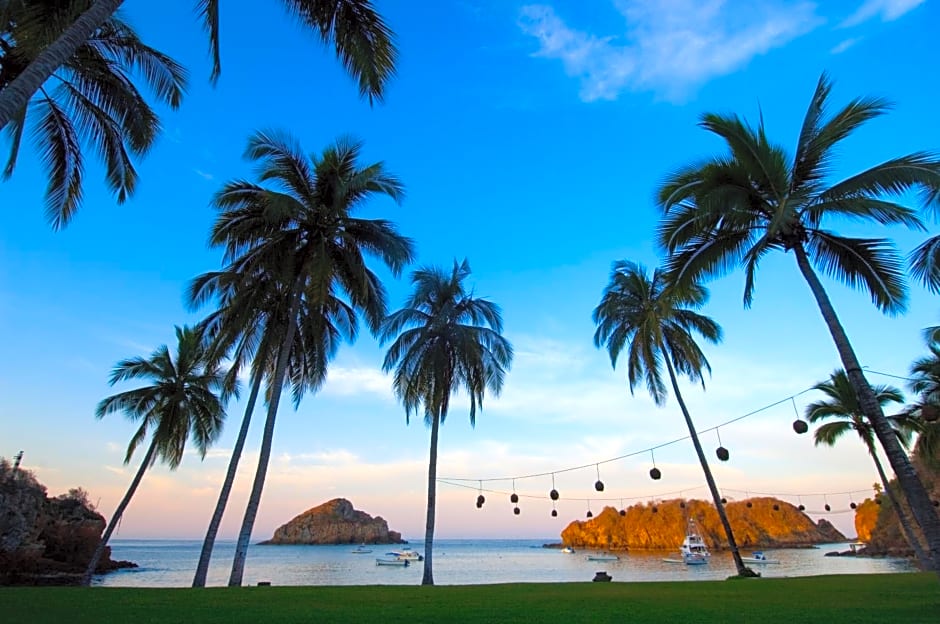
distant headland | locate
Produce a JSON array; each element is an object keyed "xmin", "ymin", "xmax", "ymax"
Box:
[{"xmin": 260, "ymin": 498, "xmax": 407, "ymax": 545}]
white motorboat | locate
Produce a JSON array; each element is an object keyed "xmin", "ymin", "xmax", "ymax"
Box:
[
  {"xmin": 561, "ymin": 546, "xmax": 575, "ymax": 554},
  {"xmin": 741, "ymin": 551, "xmax": 779, "ymax": 564},
  {"xmin": 679, "ymin": 519, "xmax": 710, "ymax": 565},
  {"xmin": 351, "ymin": 544, "xmax": 373, "ymax": 554},
  {"xmin": 386, "ymin": 548, "xmax": 424, "ymax": 562},
  {"xmin": 375, "ymin": 558, "xmax": 409, "ymax": 567}
]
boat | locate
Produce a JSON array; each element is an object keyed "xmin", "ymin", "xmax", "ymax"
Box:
[
  {"xmin": 386, "ymin": 548, "xmax": 424, "ymax": 562},
  {"xmin": 375, "ymin": 558, "xmax": 409, "ymax": 567},
  {"xmin": 351, "ymin": 544, "xmax": 373, "ymax": 554},
  {"xmin": 586, "ymin": 553, "xmax": 620, "ymax": 561},
  {"xmin": 741, "ymin": 551, "xmax": 779, "ymax": 564},
  {"xmin": 679, "ymin": 519, "xmax": 710, "ymax": 565},
  {"xmin": 561, "ymin": 546, "xmax": 575, "ymax": 554}
]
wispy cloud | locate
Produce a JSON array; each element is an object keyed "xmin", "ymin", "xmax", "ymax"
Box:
[
  {"xmin": 842, "ymin": 0, "xmax": 926, "ymax": 27},
  {"xmin": 321, "ymin": 366, "xmax": 394, "ymax": 400},
  {"xmin": 831, "ymin": 37, "xmax": 862, "ymax": 54},
  {"xmin": 193, "ymin": 169, "xmax": 215, "ymax": 181},
  {"xmin": 518, "ymin": 1, "xmax": 822, "ymax": 102}
]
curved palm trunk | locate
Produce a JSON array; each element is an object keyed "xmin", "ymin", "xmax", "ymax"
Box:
[
  {"xmin": 663, "ymin": 351, "xmax": 752, "ymax": 576},
  {"xmin": 421, "ymin": 408, "xmax": 442, "ymax": 586},
  {"xmin": 0, "ymin": 0, "xmax": 123, "ymax": 131},
  {"xmin": 228, "ymin": 290, "xmax": 303, "ymax": 587},
  {"xmin": 81, "ymin": 437, "xmax": 156, "ymax": 586},
  {"xmin": 793, "ymin": 244, "xmax": 940, "ymax": 575},
  {"xmin": 192, "ymin": 372, "xmax": 263, "ymax": 587},
  {"xmin": 870, "ymin": 450, "xmax": 932, "ymax": 569}
]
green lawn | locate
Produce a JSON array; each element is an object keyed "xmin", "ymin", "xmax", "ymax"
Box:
[{"xmin": 3, "ymin": 573, "xmax": 938, "ymax": 624}]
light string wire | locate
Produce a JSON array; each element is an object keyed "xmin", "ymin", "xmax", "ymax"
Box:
[{"xmin": 437, "ymin": 369, "xmax": 911, "ymax": 504}]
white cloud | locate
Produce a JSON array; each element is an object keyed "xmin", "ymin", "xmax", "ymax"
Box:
[
  {"xmin": 518, "ymin": 1, "xmax": 821, "ymax": 102},
  {"xmin": 321, "ymin": 366, "xmax": 394, "ymax": 399},
  {"xmin": 830, "ymin": 37, "xmax": 862, "ymax": 53},
  {"xmin": 842, "ymin": 0, "xmax": 926, "ymax": 27},
  {"xmin": 194, "ymin": 169, "xmax": 215, "ymax": 181}
]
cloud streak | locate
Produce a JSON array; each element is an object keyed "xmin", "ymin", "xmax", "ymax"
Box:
[
  {"xmin": 842, "ymin": 0, "xmax": 926, "ymax": 27},
  {"xmin": 518, "ymin": 1, "xmax": 821, "ymax": 102}
]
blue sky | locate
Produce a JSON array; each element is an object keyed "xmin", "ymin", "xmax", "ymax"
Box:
[{"xmin": 1, "ymin": 0, "xmax": 938, "ymax": 544}]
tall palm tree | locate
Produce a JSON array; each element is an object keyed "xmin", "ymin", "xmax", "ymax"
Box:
[
  {"xmin": 656, "ymin": 73, "xmax": 940, "ymax": 573},
  {"xmin": 1, "ymin": 0, "xmax": 186, "ymax": 228},
  {"xmin": 210, "ymin": 130, "xmax": 414, "ymax": 586},
  {"xmin": 380, "ymin": 259, "xmax": 513, "ymax": 586},
  {"xmin": 592, "ymin": 261, "xmax": 754, "ymax": 577},
  {"xmin": 0, "ymin": 0, "xmax": 396, "ymax": 131},
  {"xmin": 80, "ymin": 325, "xmax": 227, "ymax": 585},
  {"xmin": 907, "ymin": 337, "xmax": 940, "ymax": 470},
  {"xmin": 806, "ymin": 369, "xmax": 930, "ymax": 569}
]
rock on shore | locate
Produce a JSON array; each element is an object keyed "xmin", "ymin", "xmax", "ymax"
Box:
[{"xmin": 261, "ymin": 498, "xmax": 405, "ymax": 545}]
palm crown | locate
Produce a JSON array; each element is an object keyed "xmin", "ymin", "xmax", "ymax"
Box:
[
  {"xmin": 380, "ymin": 259, "xmax": 513, "ymax": 425},
  {"xmin": 95, "ymin": 325, "xmax": 227, "ymax": 469},
  {"xmin": 1, "ymin": 0, "xmax": 186, "ymax": 228},
  {"xmin": 657, "ymin": 73, "xmax": 938, "ymax": 314},
  {"xmin": 592, "ymin": 260, "xmax": 721, "ymax": 406}
]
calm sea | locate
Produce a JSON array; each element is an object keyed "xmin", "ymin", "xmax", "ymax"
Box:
[{"xmin": 94, "ymin": 539, "xmax": 917, "ymax": 587}]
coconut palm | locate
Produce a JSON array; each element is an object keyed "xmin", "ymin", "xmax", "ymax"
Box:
[
  {"xmin": 209, "ymin": 130, "xmax": 414, "ymax": 586},
  {"xmin": 81, "ymin": 325, "xmax": 227, "ymax": 585},
  {"xmin": 0, "ymin": 0, "xmax": 396, "ymax": 131},
  {"xmin": 907, "ymin": 337, "xmax": 940, "ymax": 470},
  {"xmin": 656, "ymin": 73, "xmax": 940, "ymax": 572},
  {"xmin": 187, "ymin": 268, "xmax": 359, "ymax": 587},
  {"xmin": 1, "ymin": 0, "xmax": 186, "ymax": 228},
  {"xmin": 806, "ymin": 369, "xmax": 930, "ymax": 568},
  {"xmin": 592, "ymin": 261, "xmax": 754, "ymax": 577},
  {"xmin": 380, "ymin": 259, "xmax": 513, "ymax": 585}
]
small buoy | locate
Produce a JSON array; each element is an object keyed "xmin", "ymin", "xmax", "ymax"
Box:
[
  {"xmin": 513, "ymin": 506, "xmax": 520, "ymax": 515},
  {"xmin": 649, "ymin": 467, "xmax": 662, "ymax": 480},
  {"xmin": 793, "ymin": 419, "xmax": 809, "ymax": 434},
  {"xmin": 510, "ymin": 493, "xmax": 519, "ymax": 504},
  {"xmin": 550, "ymin": 489, "xmax": 560, "ymax": 501},
  {"xmin": 716, "ymin": 446, "xmax": 730, "ymax": 462},
  {"xmin": 551, "ymin": 509, "xmax": 558, "ymax": 517},
  {"xmin": 595, "ymin": 480, "xmax": 605, "ymax": 492},
  {"xmin": 586, "ymin": 510, "xmax": 593, "ymax": 518}
]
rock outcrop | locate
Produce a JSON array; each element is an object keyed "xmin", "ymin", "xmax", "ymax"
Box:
[
  {"xmin": 0, "ymin": 458, "xmax": 135, "ymax": 585},
  {"xmin": 561, "ymin": 497, "xmax": 845, "ymax": 550},
  {"xmin": 261, "ymin": 498, "xmax": 405, "ymax": 545}
]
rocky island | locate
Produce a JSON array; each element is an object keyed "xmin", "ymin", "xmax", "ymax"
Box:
[
  {"xmin": 560, "ymin": 497, "xmax": 845, "ymax": 550},
  {"xmin": 261, "ymin": 498, "xmax": 406, "ymax": 545}
]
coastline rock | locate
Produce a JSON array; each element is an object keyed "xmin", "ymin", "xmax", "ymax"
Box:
[
  {"xmin": 561, "ymin": 497, "xmax": 845, "ymax": 550},
  {"xmin": 0, "ymin": 458, "xmax": 136, "ymax": 585},
  {"xmin": 261, "ymin": 498, "xmax": 405, "ymax": 545}
]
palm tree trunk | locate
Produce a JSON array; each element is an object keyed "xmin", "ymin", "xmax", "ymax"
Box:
[
  {"xmin": 228, "ymin": 288, "xmax": 303, "ymax": 587},
  {"xmin": 870, "ymin": 450, "xmax": 932, "ymax": 569},
  {"xmin": 192, "ymin": 371, "xmax": 263, "ymax": 587},
  {"xmin": 80, "ymin": 437, "xmax": 156, "ymax": 586},
  {"xmin": 793, "ymin": 244, "xmax": 940, "ymax": 575},
  {"xmin": 421, "ymin": 407, "xmax": 442, "ymax": 586},
  {"xmin": 663, "ymin": 350, "xmax": 752, "ymax": 576},
  {"xmin": 0, "ymin": 0, "xmax": 123, "ymax": 131}
]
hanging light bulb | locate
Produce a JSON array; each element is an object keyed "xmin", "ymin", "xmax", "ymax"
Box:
[
  {"xmin": 513, "ymin": 506, "xmax": 521, "ymax": 515},
  {"xmin": 476, "ymin": 481, "xmax": 485, "ymax": 508},
  {"xmin": 798, "ymin": 496, "xmax": 805, "ymax": 512},
  {"xmin": 551, "ymin": 500, "xmax": 558, "ymax": 517},
  {"xmin": 594, "ymin": 464, "xmax": 605, "ymax": 492},
  {"xmin": 510, "ymin": 479, "xmax": 519, "ymax": 504},
  {"xmin": 824, "ymin": 496, "xmax": 831, "ymax": 512},
  {"xmin": 792, "ymin": 397, "xmax": 809, "ymax": 434},
  {"xmin": 715, "ymin": 428, "xmax": 729, "ymax": 461},
  {"xmin": 649, "ymin": 449, "xmax": 661, "ymax": 480},
  {"xmin": 549, "ymin": 473, "xmax": 559, "ymax": 501}
]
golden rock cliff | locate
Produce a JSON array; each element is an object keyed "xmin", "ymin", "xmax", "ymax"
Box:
[{"xmin": 561, "ymin": 497, "xmax": 844, "ymax": 550}]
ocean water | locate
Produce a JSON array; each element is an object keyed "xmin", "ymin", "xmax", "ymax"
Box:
[{"xmin": 95, "ymin": 539, "xmax": 917, "ymax": 587}]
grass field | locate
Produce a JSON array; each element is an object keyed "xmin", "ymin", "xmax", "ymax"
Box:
[{"xmin": 3, "ymin": 573, "xmax": 938, "ymax": 623}]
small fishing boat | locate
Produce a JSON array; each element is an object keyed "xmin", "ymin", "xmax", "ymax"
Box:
[
  {"xmin": 376, "ymin": 558, "xmax": 409, "ymax": 567},
  {"xmin": 386, "ymin": 548, "xmax": 424, "ymax": 562},
  {"xmin": 679, "ymin": 519, "xmax": 710, "ymax": 565},
  {"xmin": 561, "ymin": 546, "xmax": 575, "ymax": 554},
  {"xmin": 741, "ymin": 551, "xmax": 779, "ymax": 564},
  {"xmin": 586, "ymin": 553, "xmax": 620, "ymax": 561},
  {"xmin": 351, "ymin": 544, "xmax": 372, "ymax": 554}
]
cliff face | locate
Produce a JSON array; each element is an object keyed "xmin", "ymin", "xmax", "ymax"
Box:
[
  {"xmin": 262, "ymin": 498, "xmax": 405, "ymax": 545},
  {"xmin": 0, "ymin": 459, "xmax": 134, "ymax": 584},
  {"xmin": 561, "ymin": 497, "xmax": 845, "ymax": 550}
]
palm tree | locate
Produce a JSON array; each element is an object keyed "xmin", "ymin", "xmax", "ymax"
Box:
[
  {"xmin": 806, "ymin": 369, "xmax": 930, "ymax": 569},
  {"xmin": 0, "ymin": 0, "xmax": 396, "ymax": 131},
  {"xmin": 907, "ymin": 337, "xmax": 940, "ymax": 470},
  {"xmin": 81, "ymin": 325, "xmax": 227, "ymax": 585},
  {"xmin": 379, "ymin": 259, "xmax": 513, "ymax": 586},
  {"xmin": 209, "ymin": 130, "xmax": 414, "ymax": 586},
  {"xmin": 656, "ymin": 73, "xmax": 940, "ymax": 573},
  {"xmin": 1, "ymin": 0, "xmax": 186, "ymax": 228},
  {"xmin": 592, "ymin": 261, "xmax": 754, "ymax": 577}
]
